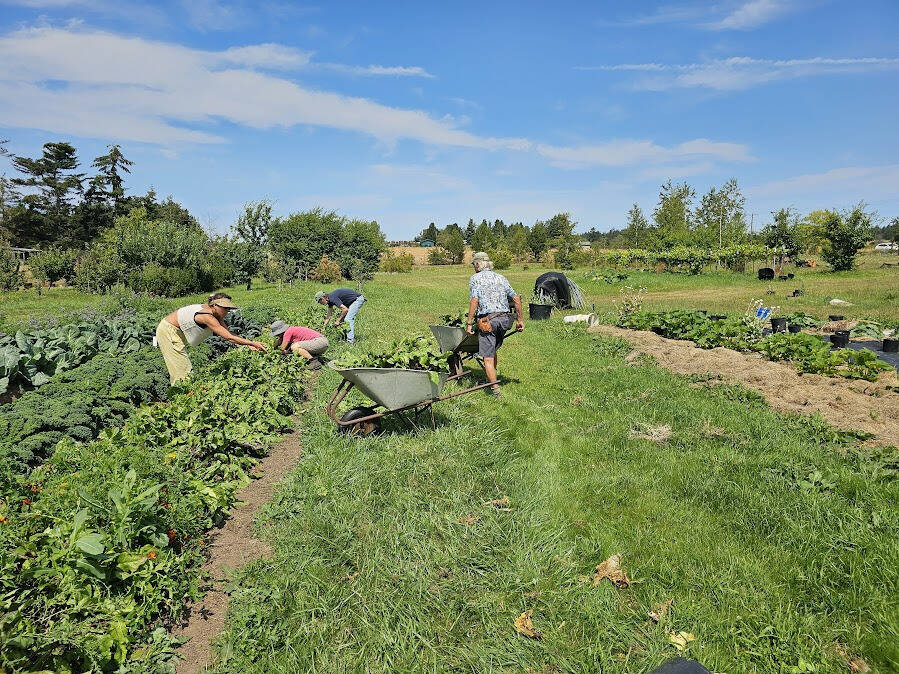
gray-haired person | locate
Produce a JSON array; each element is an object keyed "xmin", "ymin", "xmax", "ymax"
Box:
[{"xmin": 465, "ymin": 251, "xmax": 524, "ymax": 397}]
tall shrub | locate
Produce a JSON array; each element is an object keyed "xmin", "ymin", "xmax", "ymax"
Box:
[{"xmin": 821, "ymin": 205, "xmax": 873, "ymax": 271}]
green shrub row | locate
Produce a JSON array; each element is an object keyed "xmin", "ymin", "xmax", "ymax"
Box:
[
  {"xmin": 0, "ymin": 349, "xmax": 310, "ymax": 672},
  {"xmin": 596, "ymin": 243, "xmax": 770, "ymax": 274},
  {"xmin": 0, "ymin": 349, "xmax": 170, "ymax": 484},
  {"xmin": 619, "ymin": 309, "xmax": 893, "ymax": 381}
]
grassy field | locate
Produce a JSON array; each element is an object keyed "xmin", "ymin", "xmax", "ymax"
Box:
[
  {"xmin": 3, "ymin": 262, "xmax": 898, "ymax": 672},
  {"xmin": 3, "ymin": 253, "xmax": 897, "ymax": 330}
]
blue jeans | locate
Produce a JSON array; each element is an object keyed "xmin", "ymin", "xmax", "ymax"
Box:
[{"xmin": 344, "ymin": 295, "xmax": 366, "ymax": 343}]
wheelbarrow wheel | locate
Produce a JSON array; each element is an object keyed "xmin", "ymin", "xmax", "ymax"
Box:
[{"xmin": 339, "ymin": 406, "xmax": 381, "ymax": 436}]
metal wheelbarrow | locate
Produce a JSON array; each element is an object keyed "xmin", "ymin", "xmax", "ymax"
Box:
[
  {"xmin": 327, "ymin": 363, "xmax": 497, "ymax": 436},
  {"xmin": 429, "ymin": 324, "xmax": 519, "ymax": 377}
]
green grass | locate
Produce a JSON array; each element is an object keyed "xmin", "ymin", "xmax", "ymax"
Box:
[
  {"xmin": 3, "ymin": 264, "xmax": 898, "ymax": 672},
  {"xmin": 193, "ymin": 272, "xmax": 895, "ymax": 673}
]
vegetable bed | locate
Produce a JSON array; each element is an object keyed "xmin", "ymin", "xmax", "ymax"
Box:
[{"xmin": 0, "ymin": 349, "xmax": 310, "ymax": 672}]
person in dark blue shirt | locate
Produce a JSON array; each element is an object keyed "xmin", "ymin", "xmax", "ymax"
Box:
[{"xmin": 315, "ymin": 288, "xmax": 366, "ymax": 343}]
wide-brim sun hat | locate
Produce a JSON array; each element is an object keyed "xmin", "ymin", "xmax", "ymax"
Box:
[
  {"xmin": 314, "ymin": 291, "xmax": 327, "ymax": 302},
  {"xmin": 209, "ymin": 297, "xmax": 238, "ymax": 310},
  {"xmin": 270, "ymin": 320, "xmax": 289, "ymax": 337}
]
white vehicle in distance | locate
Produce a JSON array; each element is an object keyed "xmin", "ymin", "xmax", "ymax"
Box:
[{"xmin": 874, "ymin": 242, "xmax": 898, "ymax": 251}]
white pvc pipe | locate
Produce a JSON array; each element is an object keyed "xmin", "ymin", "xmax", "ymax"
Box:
[{"xmin": 563, "ymin": 313, "xmax": 599, "ymax": 327}]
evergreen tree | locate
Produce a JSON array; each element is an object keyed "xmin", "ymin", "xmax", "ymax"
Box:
[
  {"xmin": 11, "ymin": 142, "xmax": 84, "ymax": 245},
  {"xmin": 470, "ymin": 221, "xmax": 495, "ymax": 251},
  {"xmin": 464, "ymin": 218, "xmax": 476, "ymax": 243},
  {"xmin": 91, "ymin": 145, "xmax": 134, "ymax": 217}
]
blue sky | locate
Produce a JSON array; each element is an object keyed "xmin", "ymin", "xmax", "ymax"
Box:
[{"xmin": 1, "ymin": 0, "xmax": 897, "ymax": 239}]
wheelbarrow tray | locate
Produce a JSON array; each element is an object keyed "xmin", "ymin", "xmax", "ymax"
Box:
[
  {"xmin": 429, "ymin": 324, "xmax": 479, "ymax": 354},
  {"xmin": 330, "ymin": 364, "xmax": 449, "ymax": 411}
]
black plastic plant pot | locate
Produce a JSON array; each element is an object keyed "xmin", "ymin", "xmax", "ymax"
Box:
[
  {"xmin": 831, "ymin": 333, "xmax": 849, "ymax": 348},
  {"xmin": 788, "ymin": 324, "xmax": 802, "ymax": 333},
  {"xmin": 529, "ymin": 303, "xmax": 552, "ymax": 320},
  {"xmin": 710, "ymin": 314, "xmax": 727, "ymax": 321},
  {"xmin": 883, "ymin": 338, "xmax": 899, "ymax": 353},
  {"xmin": 771, "ymin": 317, "xmax": 787, "ymax": 332},
  {"xmin": 829, "ymin": 314, "xmax": 844, "ymax": 321},
  {"xmin": 787, "ymin": 273, "xmax": 795, "ymax": 279}
]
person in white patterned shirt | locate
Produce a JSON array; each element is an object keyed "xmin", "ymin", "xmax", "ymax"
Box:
[{"xmin": 465, "ymin": 251, "xmax": 524, "ymax": 397}]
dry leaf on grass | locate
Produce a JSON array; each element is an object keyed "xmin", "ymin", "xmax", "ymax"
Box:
[
  {"xmin": 484, "ymin": 496, "xmax": 512, "ymax": 510},
  {"xmin": 833, "ymin": 643, "xmax": 871, "ymax": 673},
  {"xmin": 668, "ymin": 631, "xmax": 696, "ymax": 651},
  {"xmin": 459, "ymin": 514, "xmax": 480, "ymax": 525},
  {"xmin": 593, "ymin": 554, "xmax": 632, "ymax": 588},
  {"xmin": 342, "ymin": 571, "xmax": 360, "ymax": 582},
  {"xmin": 648, "ymin": 599, "xmax": 673, "ymax": 623},
  {"xmin": 629, "ymin": 424, "xmax": 672, "ymax": 443},
  {"xmin": 514, "ymin": 610, "xmax": 543, "ymax": 639}
]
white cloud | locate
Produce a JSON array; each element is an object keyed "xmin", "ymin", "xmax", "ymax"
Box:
[
  {"xmin": 705, "ymin": 0, "xmax": 792, "ymax": 30},
  {"xmin": 219, "ymin": 44, "xmax": 311, "ymax": 69},
  {"xmin": 0, "ymin": 26, "xmax": 523, "ymax": 148},
  {"xmin": 579, "ymin": 56, "xmax": 899, "ymax": 90},
  {"xmin": 536, "ymin": 138, "xmax": 751, "ymax": 168},
  {"xmin": 322, "ymin": 63, "xmax": 435, "ymax": 78},
  {"xmin": 750, "ymin": 164, "xmax": 899, "ymax": 199}
]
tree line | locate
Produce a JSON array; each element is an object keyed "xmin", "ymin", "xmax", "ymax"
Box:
[{"xmin": 0, "ymin": 139, "xmax": 386, "ymax": 295}]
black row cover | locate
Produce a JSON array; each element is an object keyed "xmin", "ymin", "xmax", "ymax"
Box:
[{"xmin": 534, "ymin": 272, "xmax": 573, "ymax": 308}]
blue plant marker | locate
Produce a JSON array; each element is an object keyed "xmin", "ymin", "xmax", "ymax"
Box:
[{"xmin": 756, "ymin": 307, "xmax": 771, "ymax": 320}]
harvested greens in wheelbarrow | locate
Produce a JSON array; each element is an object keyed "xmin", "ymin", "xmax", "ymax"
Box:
[{"xmin": 333, "ymin": 336, "xmax": 450, "ymax": 376}]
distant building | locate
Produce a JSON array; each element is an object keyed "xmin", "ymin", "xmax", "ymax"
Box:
[
  {"xmin": 419, "ymin": 239, "xmax": 436, "ymax": 247},
  {"xmin": 578, "ymin": 240, "xmax": 592, "ymax": 249},
  {"xmin": 9, "ymin": 247, "xmax": 38, "ymax": 263}
]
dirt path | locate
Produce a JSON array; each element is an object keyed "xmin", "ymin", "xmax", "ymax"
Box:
[
  {"xmin": 173, "ymin": 422, "xmax": 303, "ymax": 674},
  {"xmin": 591, "ymin": 325, "xmax": 899, "ymax": 446}
]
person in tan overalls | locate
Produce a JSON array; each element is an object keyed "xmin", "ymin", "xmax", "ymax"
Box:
[{"xmin": 155, "ymin": 292, "xmax": 267, "ymax": 384}]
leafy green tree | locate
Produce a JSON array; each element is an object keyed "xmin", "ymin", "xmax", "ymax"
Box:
[
  {"xmin": 215, "ymin": 237, "xmax": 262, "ymax": 290},
  {"xmin": 624, "ymin": 203, "xmax": 650, "ymax": 249},
  {"xmin": 437, "ymin": 227, "xmax": 465, "ymax": 263},
  {"xmin": 0, "ymin": 239, "xmax": 22, "ymax": 291},
  {"xmin": 269, "ymin": 207, "xmax": 343, "ymax": 279},
  {"xmin": 526, "ymin": 221, "xmax": 549, "ymax": 261},
  {"xmin": 28, "ymin": 247, "xmax": 78, "ymax": 289},
  {"xmin": 821, "ymin": 205, "xmax": 873, "ymax": 271},
  {"xmin": 11, "ymin": 142, "xmax": 85, "ymax": 245},
  {"xmin": 470, "ymin": 221, "xmax": 495, "ymax": 252},
  {"xmin": 763, "ymin": 208, "xmax": 802, "ymax": 267},
  {"xmin": 693, "ymin": 179, "xmax": 747, "ymax": 248},
  {"xmin": 546, "ymin": 213, "xmax": 575, "ymax": 239},
  {"xmin": 652, "ymin": 180, "xmax": 694, "ymax": 249},
  {"xmin": 491, "ymin": 219, "xmax": 507, "ymax": 239},
  {"xmin": 234, "ymin": 200, "xmax": 274, "ymax": 247},
  {"xmin": 337, "ymin": 218, "xmax": 387, "ymax": 279},
  {"xmin": 795, "ymin": 209, "xmax": 831, "ymax": 255}
]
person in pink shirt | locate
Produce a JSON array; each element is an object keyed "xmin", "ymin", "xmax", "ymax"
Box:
[{"xmin": 270, "ymin": 320, "xmax": 328, "ymax": 370}]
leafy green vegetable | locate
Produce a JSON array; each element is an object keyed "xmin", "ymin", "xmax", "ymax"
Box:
[
  {"xmin": 334, "ymin": 336, "xmax": 449, "ymax": 372},
  {"xmin": 0, "ymin": 349, "xmax": 311, "ymax": 672},
  {"xmin": 438, "ymin": 311, "xmax": 467, "ymax": 327}
]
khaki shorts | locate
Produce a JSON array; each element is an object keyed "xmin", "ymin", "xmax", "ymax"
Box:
[
  {"xmin": 156, "ymin": 319, "xmax": 192, "ymax": 384},
  {"xmin": 291, "ymin": 336, "xmax": 329, "ymax": 356}
]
